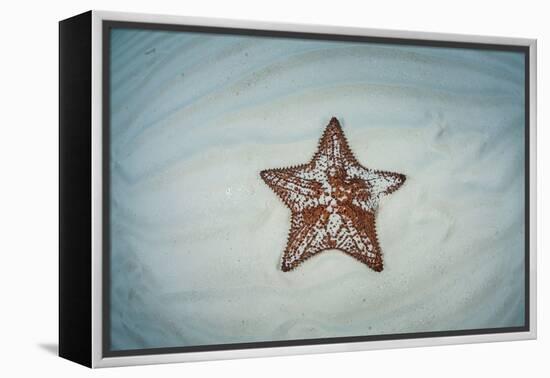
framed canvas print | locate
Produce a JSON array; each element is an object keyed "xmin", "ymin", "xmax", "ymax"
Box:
[{"xmin": 59, "ymin": 10, "xmax": 537, "ymax": 368}]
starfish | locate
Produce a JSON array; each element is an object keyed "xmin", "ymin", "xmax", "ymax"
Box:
[{"xmin": 260, "ymin": 117, "xmax": 405, "ymax": 272}]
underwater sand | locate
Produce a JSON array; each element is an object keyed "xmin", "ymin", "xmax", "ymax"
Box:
[{"xmin": 108, "ymin": 28, "xmax": 526, "ymax": 350}]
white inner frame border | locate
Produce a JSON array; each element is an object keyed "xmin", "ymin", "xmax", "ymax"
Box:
[{"xmin": 90, "ymin": 10, "xmax": 537, "ymax": 368}]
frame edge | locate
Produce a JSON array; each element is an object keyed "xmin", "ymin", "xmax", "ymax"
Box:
[{"xmin": 59, "ymin": 10, "xmax": 93, "ymax": 368}]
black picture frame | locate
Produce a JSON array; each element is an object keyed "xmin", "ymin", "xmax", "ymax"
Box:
[{"xmin": 59, "ymin": 10, "xmax": 536, "ymax": 368}]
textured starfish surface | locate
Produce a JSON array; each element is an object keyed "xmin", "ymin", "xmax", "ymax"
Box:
[{"xmin": 260, "ymin": 117, "xmax": 406, "ymax": 272}]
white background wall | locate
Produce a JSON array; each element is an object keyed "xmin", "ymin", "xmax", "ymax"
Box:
[{"xmin": 0, "ymin": 0, "xmax": 546, "ymax": 376}]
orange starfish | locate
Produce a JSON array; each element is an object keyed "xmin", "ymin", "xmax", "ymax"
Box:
[{"xmin": 260, "ymin": 117, "xmax": 405, "ymax": 272}]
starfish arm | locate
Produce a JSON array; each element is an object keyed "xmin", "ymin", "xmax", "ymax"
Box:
[
  {"xmin": 260, "ymin": 166, "xmax": 321, "ymax": 211},
  {"xmin": 281, "ymin": 208, "xmax": 329, "ymax": 271},
  {"xmin": 334, "ymin": 209, "xmax": 383, "ymax": 272},
  {"xmin": 350, "ymin": 166, "xmax": 406, "ymax": 210},
  {"xmin": 312, "ymin": 117, "xmax": 358, "ymax": 171}
]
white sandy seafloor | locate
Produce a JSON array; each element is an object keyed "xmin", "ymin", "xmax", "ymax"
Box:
[{"xmin": 108, "ymin": 28, "xmax": 526, "ymax": 350}]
